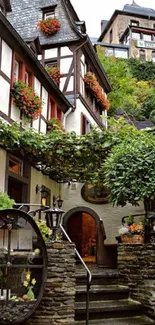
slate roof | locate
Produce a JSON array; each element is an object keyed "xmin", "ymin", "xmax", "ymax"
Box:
[
  {"xmin": 115, "ymin": 109, "xmax": 155, "ymax": 130},
  {"xmin": 123, "ymin": 1, "xmax": 155, "ymax": 17},
  {"xmin": 8, "ymin": 0, "xmax": 81, "ymax": 46},
  {"xmin": 98, "ymin": 1, "xmax": 155, "ymax": 42}
]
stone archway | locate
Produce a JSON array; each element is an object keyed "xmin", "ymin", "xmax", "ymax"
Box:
[{"xmin": 63, "ymin": 206, "xmax": 106, "ymax": 265}]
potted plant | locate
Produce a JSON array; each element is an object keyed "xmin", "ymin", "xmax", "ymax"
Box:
[
  {"xmin": 0, "ymin": 192, "xmax": 15, "ymax": 210},
  {"xmin": 37, "ymin": 18, "xmax": 61, "ymax": 36},
  {"xmin": 84, "ymin": 72, "xmax": 110, "ymax": 110},
  {"xmin": 118, "ymin": 215, "xmax": 144, "ymax": 244},
  {"xmin": 11, "ymin": 80, "xmax": 43, "ymax": 121}
]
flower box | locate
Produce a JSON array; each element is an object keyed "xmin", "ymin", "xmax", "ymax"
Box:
[
  {"xmin": 84, "ymin": 72, "xmax": 110, "ymax": 110},
  {"xmin": 37, "ymin": 18, "xmax": 60, "ymax": 36},
  {"xmin": 46, "ymin": 66, "xmax": 62, "ymax": 86},
  {"xmin": 11, "ymin": 80, "xmax": 43, "ymax": 121},
  {"xmin": 121, "ymin": 234, "xmax": 144, "ymax": 244}
]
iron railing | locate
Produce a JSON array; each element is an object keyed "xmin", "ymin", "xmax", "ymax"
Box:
[{"xmin": 60, "ymin": 224, "xmax": 92, "ymax": 325}]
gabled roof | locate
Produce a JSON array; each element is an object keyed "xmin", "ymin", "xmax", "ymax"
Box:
[
  {"xmin": 8, "ymin": 0, "xmax": 86, "ymax": 47},
  {"xmin": 98, "ymin": 2, "xmax": 155, "ymax": 42},
  {"xmin": 0, "ymin": 12, "xmax": 71, "ymax": 112},
  {"xmin": 123, "ymin": 1, "xmax": 155, "ymax": 17}
]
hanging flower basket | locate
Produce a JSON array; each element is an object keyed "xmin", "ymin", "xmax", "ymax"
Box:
[
  {"xmin": 11, "ymin": 80, "xmax": 43, "ymax": 121},
  {"xmin": 37, "ymin": 18, "xmax": 61, "ymax": 36},
  {"xmin": 84, "ymin": 72, "xmax": 110, "ymax": 110},
  {"xmin": 46, "ymin": 66, "xmax": 62, "ymax": 86}
]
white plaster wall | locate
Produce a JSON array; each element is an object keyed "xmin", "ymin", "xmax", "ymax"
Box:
[
  {"xmin": 32, "ymin": 118, "xmax": 40, "ymax": 132},
  {"xmin": 45, "ymin": 48, "xmax": 57, "ymax": 59},
  {"xmin": 0, "ymin": 148, "xmax": 6, "ymax": 191},
  {"xmin": 60, "ymin": 77, "xmax": 66, "ymax": 92},
  {"xmin": 60, "ymin": 57, "xmax": 73, "ymax": 74},
  {"xmin": 61, "ymin": 47, "xmax": 72, "ymax": 56},
  {"xmin": 81, "ymin": 54, "xmax": 85, "ymax": 64},
  {"xmin": 1, "ymin": 40, "xmax": 12, "ymax": 79},
  {"xmin": 34, "ymin": 77, "xmax": 41, "ymax": 96},
  {"xmin": 67, "ymin": 76, "xmax": 73, "ymax": 92},
  {"xmin": 40, "ymin": 119, "xmax": 47, "ymax": 134},
  {"xmin": 10, "ymin": 102, "xmax": 20, "ymax": 121},
  {"xmin": 41, "ymin": 87, "xmax": 48, "ymax": 118},
  {"xmin": 65, "ymin": 98, "xmax": 98, "ymax": 134},
  {"xmin": 0, "ymin": 76, "xmax": 10, "ymax": 115},
  {"xmin": 30, "ymin": 167, "xmax": 60, "ymax": 207},
  {"xmin": 61, "ymin": 182, "xmax": 144, "ymax": 244}
]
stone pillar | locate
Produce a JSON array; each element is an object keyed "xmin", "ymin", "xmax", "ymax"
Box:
[{"xmin": 22, "ymin": 241, "xmax": 76, "ymax": 325}]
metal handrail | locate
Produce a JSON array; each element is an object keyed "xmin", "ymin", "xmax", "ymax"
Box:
[{"xmin": 60, "ymin": 224, "xmax": 92, "ymax": 325}]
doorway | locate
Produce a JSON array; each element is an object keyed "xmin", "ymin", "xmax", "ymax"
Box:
[
  {"xmin": 67, "ymin": 211, "xmax": 97, "ymax": 263},
  {"xmin": 8, "ymin": 177, "xmax": 28, "ymax": 204}
]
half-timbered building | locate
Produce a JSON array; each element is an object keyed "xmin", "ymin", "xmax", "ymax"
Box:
[
  {"xmin": 8, "ymin": 0, "xmax": 112, "ymax": 134},
  {"xmin": 6, "ymin": 0, "xmax": 145, "ymax": 266},
  {"xmin": 0, "ymin": 8, "xmax": 71, "ymax": 207}
]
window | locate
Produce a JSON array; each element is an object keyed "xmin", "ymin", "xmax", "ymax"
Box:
[
  {"xmin": 14, "ymin": 59, "xmax": 23, "ymax": 81},
  {"xmin": 25, "ymin": 69, "xmax": 33, "ymax": 86},
  {"xmin": 44, "ymin": 9, "xmax": 55, "ymax": 20},
  {"xmin": 115, "ymin": 48, "xmax": 128, "ymax": 59},
  {"xmin": 143, "ymin": 34, "xmax": 152, "ymax": 41},
  {"xmin": 105, "ymin": 48, "xmax": 113, "ymax": 56},
  {"xmin": 139, "ymin": 49, "xmax": 145, "ymax": 61},
  {"xmin": 131, "ymin": 20, "xmax": 139, "ymax": 26},
  {"xmin": 152, "ymin": 51, "xmax": 155, "ymax": 63},
  {"xmin": 132, "ymin": 32, "xmax": 140, "ymax": 40},
  {"xmin": 8, "ymin": 155, "xmax": 23, "ymax": 176},
  {"xmin": 153, "ymin": 24, "xmax": 155, "ymax": 30},
  {"xmin": 81, "ymin": 114, "xmax": 91, "ymax": 134},
  {"xmin": 109, "ymin": 29, "xmax": 113, "ymax": 43},
  {"xmin": 14, "ymin": 60, "xmax": 20, "ymax": 80}
]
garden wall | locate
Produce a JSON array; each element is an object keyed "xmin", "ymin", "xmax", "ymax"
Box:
[
  {"xmin": 22, "ymin": 241, "xmax": 76, "ymax": 325},
  {"xmin": 118, "ymin": 244, "xmax": 155, "ymax": 318}
]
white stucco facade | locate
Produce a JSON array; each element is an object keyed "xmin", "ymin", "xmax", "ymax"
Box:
[{"xmin": 62, "ymin": 182, "xmax": 144, "ymax": 244}]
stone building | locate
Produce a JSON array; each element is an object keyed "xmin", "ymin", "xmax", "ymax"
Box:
[{"xmin": 97, "ymin": 0, "xmax": 155, "ymax": 61}]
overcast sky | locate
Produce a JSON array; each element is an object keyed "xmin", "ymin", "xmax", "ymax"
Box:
[{"xmin": 71, "ymin": 0, "xmax": 155, "ymax": 38}]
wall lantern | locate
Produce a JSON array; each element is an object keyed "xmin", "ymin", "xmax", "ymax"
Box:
[
  {"xmin": 35, "ymin": 185, "xmax": 49, "ymax": 206},
  {"xmin": 44, "ymin": 195, "xmax": 64, "ymax": 241}
]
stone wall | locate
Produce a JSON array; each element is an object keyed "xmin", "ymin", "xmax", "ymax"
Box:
[
  {"xmin": 118, "ymin": 244, "xmax": 155, "ymax": 318},
  {"xmin": 22, "ymin": 241, "xmax": 76, "ymax": 325}
]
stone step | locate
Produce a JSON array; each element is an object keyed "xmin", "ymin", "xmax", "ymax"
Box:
[
  {"xmin": 75, "ymin": 315, "xmax": 155, "ymax": 324},
  {"xmin": 75, "ymin": 299, "xmax": 142, "ymax": 320},
  {"xmin": 76, "ymin": 284, "xmax": 129, "ymax": 301},
  {"xmin": 76, "ymin": 269, "xmax": 118, "ymax": 286}
]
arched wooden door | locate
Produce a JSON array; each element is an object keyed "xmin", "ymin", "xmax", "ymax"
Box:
[{"xmin": 67, "ymin": 211, "xmax": 97, "ymax": 262}]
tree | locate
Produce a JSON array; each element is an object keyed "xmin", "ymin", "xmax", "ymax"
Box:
[
  {"xmin": 104, "ymin": 130, "xmax": 155, "ymax": 212},
  {"xmin": 97, "ymin": 47, "xmax": 155, "ymax": 121}
]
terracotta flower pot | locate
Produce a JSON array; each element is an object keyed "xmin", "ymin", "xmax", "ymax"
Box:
[{"xmin": 121, "ymin": 234, "xmax": 144, "ymax": 244}]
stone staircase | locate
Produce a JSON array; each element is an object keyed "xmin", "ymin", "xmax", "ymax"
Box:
[{"xmin": 75, "ymin": 267, "xmax": 155, "ymax": 325}]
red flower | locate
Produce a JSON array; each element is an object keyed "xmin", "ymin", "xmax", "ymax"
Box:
[
  {"xmin": 45, "ymin": 66, "xmax": 62, "ymax": 86},
  {"xmin": 84, "ymin": 72, "xmax": 110, "ymax": 110},
  {"xmin": 37, "ymin": 18, "xmax": 60, "ymax": 36},
  {"xmin": 11, "ymin": 80, "xmax": 43, "ymax": 121}
]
